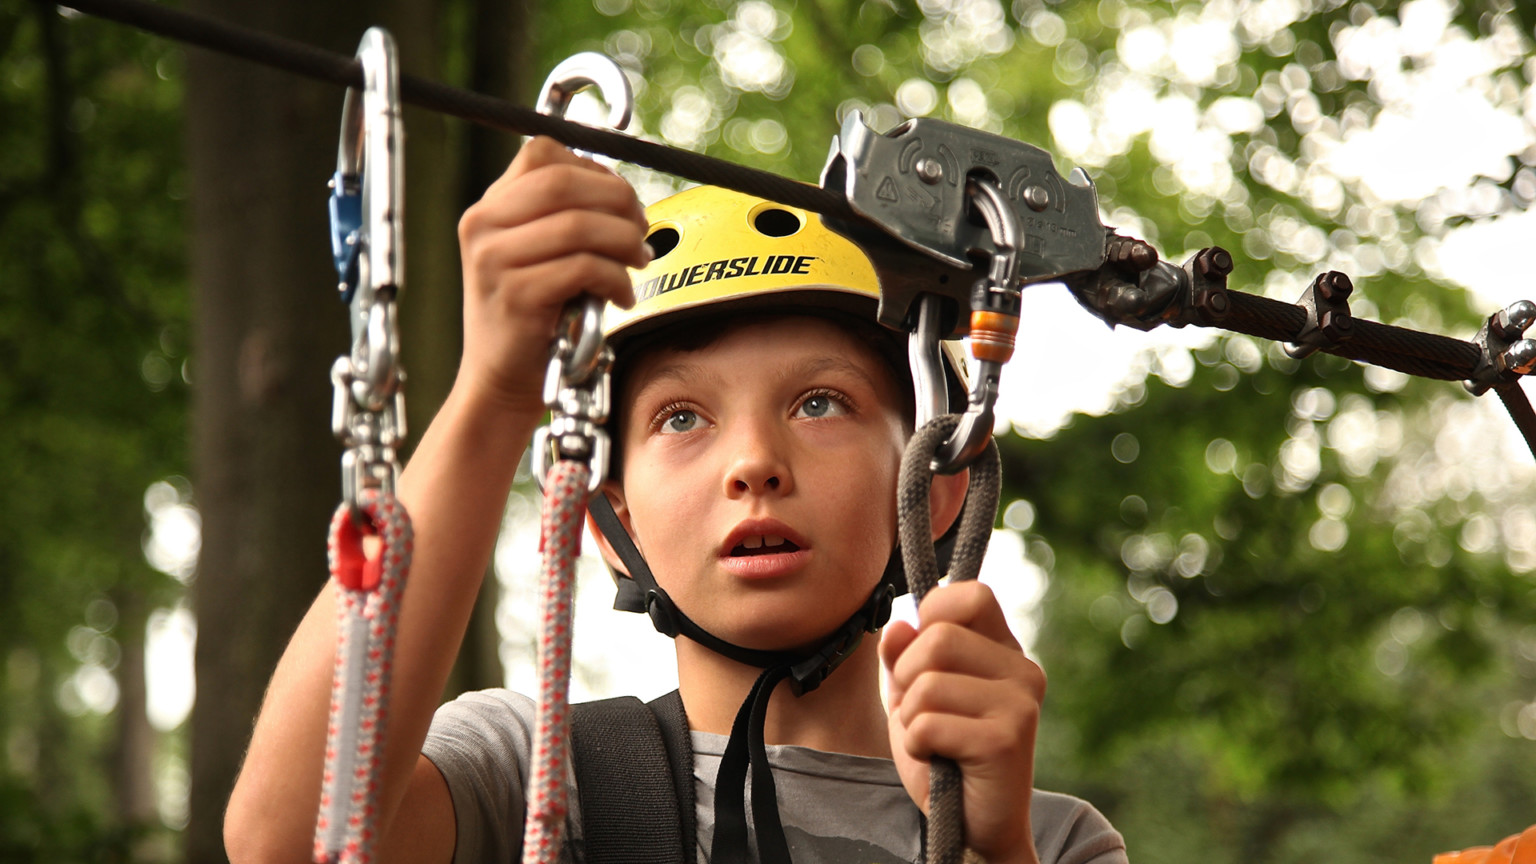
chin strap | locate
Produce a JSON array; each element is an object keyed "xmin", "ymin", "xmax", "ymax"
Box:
[{"xmin": 587, "ymin": 495, "xmax": 902, "ymax": 864}]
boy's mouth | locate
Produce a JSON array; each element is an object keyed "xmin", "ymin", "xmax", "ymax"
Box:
[{"xmin": 729, "ymin": 535, "xmax": 803, "ymax": 557}]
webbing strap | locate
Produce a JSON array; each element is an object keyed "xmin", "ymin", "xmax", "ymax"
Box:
[
  {"xmin": 647, "ymin": 690, "xmax": 700, "ymax": 862},
  {"xmin": 570, "ymin": 691, "xmax": 696, "ymax": 864}
]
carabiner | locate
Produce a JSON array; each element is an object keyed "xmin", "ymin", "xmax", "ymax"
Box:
[
  {"xmin": 328, "ymin": 27, "xmax": 407, "ymax": 510},
  {"xmin": 929, "ymin": 176, "xmax": 1023, "ymax": 474}
]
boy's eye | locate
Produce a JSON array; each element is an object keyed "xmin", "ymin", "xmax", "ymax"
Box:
[
  {"xmin": 795, "ymin": 393, "xmax": 847, "ymax": 420},
  {"xmin": 659, "ymin": 408, "xmax": 701, "ymax": 434}
]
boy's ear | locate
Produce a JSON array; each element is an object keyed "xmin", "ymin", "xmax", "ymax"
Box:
[
  {"xmin": 586, "ymin": 480, "xmax": 634, "ymax": 577},
  {"xmin": 929, "ymin": 467, "xmax": 970, "ymax": 541}
]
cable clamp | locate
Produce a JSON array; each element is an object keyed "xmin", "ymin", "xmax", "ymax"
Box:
[
  {"xmin": 1465, "ymin": 300, "xmax": 1536, "ymax": 395},
  {"xmin": 1284, "ymin": 271, "xmax": 1354, "ymax": 359}
]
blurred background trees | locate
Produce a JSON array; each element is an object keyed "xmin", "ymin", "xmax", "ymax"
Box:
[{"xmin": 3, "ymin": 0, "xmax": 1534, "ymax": 861}]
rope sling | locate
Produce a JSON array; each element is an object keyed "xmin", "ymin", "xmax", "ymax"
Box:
[{"xmin": 49, "ymin": 1, "xmax": 1536, "ymax": 859}]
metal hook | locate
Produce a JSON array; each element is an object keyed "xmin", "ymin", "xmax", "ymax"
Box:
[
  {"xmin": 333, "ymin": 28, "xmax": 404, "ymax": 319},
  {"xmin": 537, "ymin": 52, "xmax": 633, "ymax": 385},
  {"xmin": 534, "ymin": 53, "xmax": 633, "ymax": 495},
  {"xmin": 536, "ymin": 51, "xmax": 633, "ymax": 148}
]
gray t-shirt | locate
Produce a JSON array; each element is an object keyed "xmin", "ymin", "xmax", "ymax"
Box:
[{"xmin": 423, "ymin": 689, "xmax": 1127, "ymax": 864}]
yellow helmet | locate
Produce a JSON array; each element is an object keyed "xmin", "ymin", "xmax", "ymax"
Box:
[
  {"xmin": 610, "ymin": 184, "xmax": 881, "ymax": 340},
  {"xmin": 612, "ymin": 184, "xmax": 967, "ymax": 399}
]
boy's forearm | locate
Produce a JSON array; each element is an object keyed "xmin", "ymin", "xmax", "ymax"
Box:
[{"xmin": 225, "ymin": 383, "xmax": 538, "ymax": 861}]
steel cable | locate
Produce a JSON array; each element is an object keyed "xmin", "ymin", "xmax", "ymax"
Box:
[{"xmin": 56, "ymin": 0, "xmax": 858, "ymax": 223}]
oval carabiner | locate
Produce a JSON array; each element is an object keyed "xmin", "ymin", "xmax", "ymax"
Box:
[
  {"xmin": 328, "ymin": 27, "xmax": 408, "ymax": 511},
  {"xmin": 930, "ymin": 176, "xmax": 1024, "ymax": 474},
  {"xmin": 333, "ymin": 27, "xmax": 404, "ymax": 357},
  {"xmin": 536, "ymin": 52, "xmax": 633, "ymax": 384}
]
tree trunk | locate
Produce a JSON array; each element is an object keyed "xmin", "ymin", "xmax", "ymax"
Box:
[
  {"xmin": 184, "ymin": 3, "xmax": 382, "ymax": 861},
  {"xmin": 438, "ymin": 0, "xmax": 535, "ymax": 699},
  {"xmin": 113, "ymin": 591, "xmax": 157, "ymax": 833},
  {"xmin": 183, "ymin": 0, "xmax": 527, "ymax": 858}
]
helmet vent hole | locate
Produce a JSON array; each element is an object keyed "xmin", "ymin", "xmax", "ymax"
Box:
[
  {"xmin": 646, "ymin": 227, "xmax": 680, "ymax": 259},
  {"xmin": 753, "ymin": 208, "xmax": 801, "ymax": 237}
]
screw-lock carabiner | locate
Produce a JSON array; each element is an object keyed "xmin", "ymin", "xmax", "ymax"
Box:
[
  {"xmin": 921, "ymin": 176, "xmax": 1024, "ymax": 474},
  {"xmin": 328, "ymin": 27, "xmax": 406, "ymax": 511}
]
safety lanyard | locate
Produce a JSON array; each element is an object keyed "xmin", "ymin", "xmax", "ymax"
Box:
[
  {"xmin": 314, "ymin": 28, "xmax": 411, "ymax": 864},
  {"xmin": 521, "ymin": 53, "xmax": 632, "ymax": 864}
]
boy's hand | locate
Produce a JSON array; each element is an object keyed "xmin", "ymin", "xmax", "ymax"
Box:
[
  {"xmin": 880, "ymin": 581, "xmax": 1046, "ymax": 864},
  {"xmin": 456, "ymin": 136, "xmax": 650, "ymax": 418}
]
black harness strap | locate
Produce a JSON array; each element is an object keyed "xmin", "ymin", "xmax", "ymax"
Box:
[{"xmin": 569, "ymin": 691, "xmax": 697, "ymax": 864}]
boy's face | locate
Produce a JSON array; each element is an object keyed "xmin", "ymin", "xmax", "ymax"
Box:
[{"xmin": 607, "ymin": 315, "xmax": 909, "ymax": 653}]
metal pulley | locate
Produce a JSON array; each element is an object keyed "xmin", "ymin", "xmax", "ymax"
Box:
[
  {"xmin": 823, "ymin": 116, "xmax": 1062, "ymax": 472},
  {"xmin": 820, "ymin": 111, "xmax": 1108, "ymax": 337}
]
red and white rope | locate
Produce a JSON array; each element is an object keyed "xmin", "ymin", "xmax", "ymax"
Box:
[
  {"xmin": 314, "ymin": 489, "xmax": 413, "ymax": 864},
  {"xmin": 520, "ymin": 459, "xmax": 589, "ymax": 864}
]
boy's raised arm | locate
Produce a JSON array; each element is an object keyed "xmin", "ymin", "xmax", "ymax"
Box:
[{"xmin": 223, "ymin": 137, "xmax": 648, "ymax": 864}]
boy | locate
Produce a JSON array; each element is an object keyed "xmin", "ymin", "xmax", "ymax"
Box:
[{"xmin": 224, "ymin": 137, "xmax": 1127, "ymax": 864}]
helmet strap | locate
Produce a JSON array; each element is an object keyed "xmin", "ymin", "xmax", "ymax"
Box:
[
  {"xmin": 588, "ymin": 494, "xmax": 906, "ymax": 864},
  {"xmin": 589, "ymin": 494, "xmax": 902, "ymax": 687}
]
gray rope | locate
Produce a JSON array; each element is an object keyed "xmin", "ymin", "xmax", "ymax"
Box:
[{"xmin": 897, "ymin": 415, "xmax": 1002, "ymax": 864}]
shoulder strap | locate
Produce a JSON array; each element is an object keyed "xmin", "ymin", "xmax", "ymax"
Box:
[
  {"xmin": 647, "ymin": 689, "xmax": 697, "ymax": 862},
  {"xmin": 569, "ymin": 691, "xmax": 696, "ymax": 864}
]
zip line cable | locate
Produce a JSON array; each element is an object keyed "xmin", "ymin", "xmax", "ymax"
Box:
[
  {"xmin": 58, "ymin": 0, "xmax": 1536, "ymax": 452},
  {"xmin": 56, "ymin": 0, "xmax": 857, "ymax": 223}
]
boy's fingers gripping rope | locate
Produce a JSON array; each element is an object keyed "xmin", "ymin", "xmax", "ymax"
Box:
[
  {"xmin": 521, "ymin": 459, "xmax": 589, "ymax": 864},
  {"xmin": 897, "ymin": 415, "xmax": 1002, "ymax": 864},
  {"xmin": 315, "ymin": 490, "xmax": 412, "ymax": 864}
]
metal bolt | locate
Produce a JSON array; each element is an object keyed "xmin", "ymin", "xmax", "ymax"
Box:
[
  {"xmin": 1317, "ymin": 271, "xmax": 1353, "ymax": 302},
  {"xmin": 1494, "ymin": 300, "xmax": 1536, "ymax": 339},
  {"xmin": 1505, "ymin": 339, "xmax": 1536, "ymax": 375},
  {"xmin": 1198, "ymin": 289, "xmax": 1229, "ymax": 316},
  {"xmin": 1195, "ymin": 246, "xmax": 1233, "ymax": 277},
  {"xmin": 1320, "ymin": 308, "xmax": 1353, "ymax": 337},
  {"xmin": 915, "ymin": 157, "xmax": 944, "ymax": 184},
  {"xmin": 1023, "ymin": 185, "xmax": 1050, "ymax": 211}
]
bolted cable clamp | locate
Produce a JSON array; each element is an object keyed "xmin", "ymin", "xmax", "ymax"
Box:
[
  {"xmin": 1285, "ymin": 271, "xmax": 1354, "ymax": 359},
  {"xmin": 1465, "ymin": 300, "xmax": 1536, "ymax": 396}
]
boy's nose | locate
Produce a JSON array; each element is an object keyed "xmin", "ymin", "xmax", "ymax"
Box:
[{"xmin": 723, "ymin": 425, "xmax": 794, "ymax": 498}]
